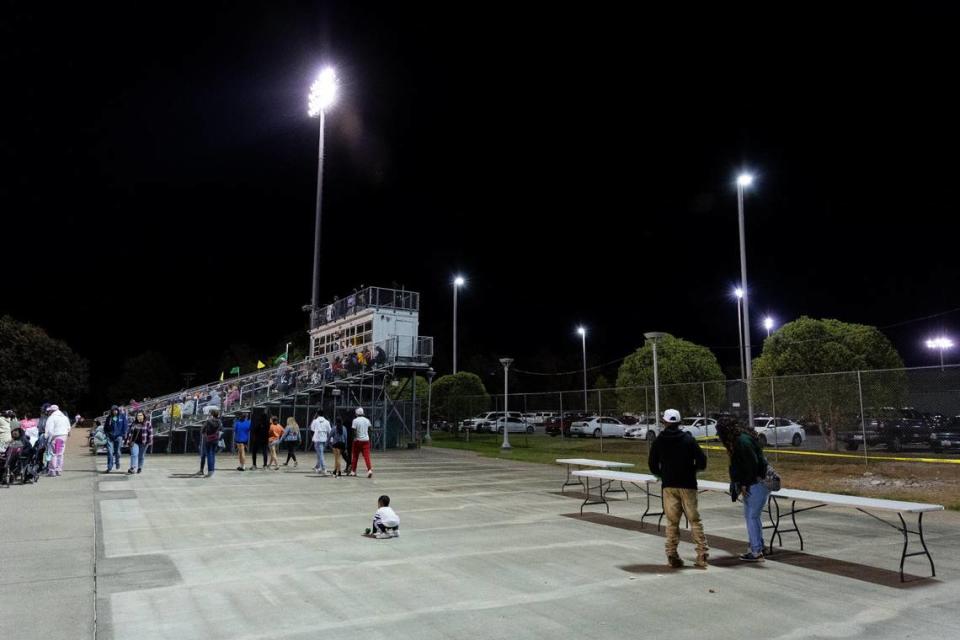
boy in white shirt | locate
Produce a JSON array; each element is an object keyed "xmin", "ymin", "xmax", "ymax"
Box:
[
  {"xmin": 368, "ymin": 495, "xmax": 400, "ymax": 538},
  {"xmin": 309, "ymin": 410, "xmax": 331, "ymax": 475}
]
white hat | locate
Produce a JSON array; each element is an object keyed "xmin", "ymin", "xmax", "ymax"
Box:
[
  {"xmin": 47, "ymin": 404, "xmax": 59, "ymax": 413},
  {"xmin": 662, "ymin": 409, "xmax": 681, "ymax": 424},
  {"xmin": 355, "ymin": 407, "xmax": 364, "ymax": 416}
]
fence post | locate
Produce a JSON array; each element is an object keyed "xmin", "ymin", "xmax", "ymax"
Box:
[
  {"xmin": 856, "ymin": 370, "xmax": 869, "ymax": 468},
  {"xmin": 598, "ymin": 389, "xmax": 603, "ymax": 454},
  {"xmin": 769, "ymin": 377, "xmax": 779, "ymax": 463},
  {"xmin": 701, "ymin": 382, "xmax": 707, "ymax": 421},
  {"xmin": 559, "ymin": 391, "xmax": 564, "ymax": 440}
]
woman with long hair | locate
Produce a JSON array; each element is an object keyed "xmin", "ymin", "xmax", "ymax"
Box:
[
  {"xmin": 124, "ymin": 410, "xmax": 153, "ymax": 474},
  {"xmin": 716, "ymin": 417, "xmax": 771, "ymax": 562},
  {"xmin": 278, "ymin": 417, "xmax": 301, "ymax": 468},
  {"xmin": 267, "ymin": 416, "xmax": 283, "ymax": 470}
]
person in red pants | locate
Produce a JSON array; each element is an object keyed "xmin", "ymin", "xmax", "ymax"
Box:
[{"xmin": 349, "ymin": 407, "xmax": 373, "ymax": 478}]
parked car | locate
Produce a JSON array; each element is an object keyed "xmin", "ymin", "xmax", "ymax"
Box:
[
  {"xmin": 544, "ymin": 413, "xmax": 587, "ymax": 437},
  {"xmin": 679, "ymin": 417, "xmax": 718, "ymax": 440},
  {"xmin": 460, "ymin": 411, "xmax": 524, "ymax": 432},
  {"xmin": 484, "ymin": 416, "xmax": 535, "ymax": 434},
  {"xmin": 624, "ymin": 417, "xmax": 661, "ymax": 441},
  {"xmin": 522, "ymin": 412, "xmax": 557, "ymax": 425},
  {"xmin": 838, "ymin": 407, "xmax": 936, "ymax": 452},
  {"xmin": 752, "ymin": 417, "xmax": 806, "ymax": 447},
  {"xmin": 929, "ymin": 416, "xmax": 960, "ymax": 453},
  {"xmin": 569, "ymin": 416, "xmax": 628, "ymax": 438}
]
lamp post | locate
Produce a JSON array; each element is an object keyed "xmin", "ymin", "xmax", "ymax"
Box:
[
  {"xmin": 764, "ymin": 316, "xmax": 775, "ymax": 339},
  {"xmin": 644, "ymin": 332, "xmax": 667, "ymax": 425},
  {"xmin": 424, "ymin": 368, "xmax": 436, "ymax": 443},
  {"xmin": 577, "ymin": 327, "xmax": 588, "ymax": 412},
  {"xmin": 736, "ymin": 172, "xmax": 756, "ymax": 429},
  {"xmin": 453, "ymin": 276, "xmax": 465, "ymax": 374},
  {"xmin": 926, "ymin": 337, "xmax": 954, "ymax": 371},
  {"xmin": 734, "ymin": 287, "xmax": 745, "ymax": 381},
  {"xmin": 284, "ymin": 342, "xmax": 292, "ymax": 363},
  {"xmin": 307, "ymin": 67, "xmax": 338, "ymax": 330},
  {"xmin": 499, "ymin": 358, "xmax": 513, "ymax": 450}
]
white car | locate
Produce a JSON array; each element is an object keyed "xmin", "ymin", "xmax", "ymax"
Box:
[
  {"xmin": 488, "ymin": 416, "xmax": 536, "ymax": 434},
  {"xmin": 522, "ymin": 412, "xmax": 556, "ymax": 425},
  {"xmin": 679, "ymin": 417, "xmax": 718, "ymax": 439},
  {"xmin": 461, "ymin": 411, "xmax": 524, "ymax": 432},
  {"xmin": 753, "ymin": 417, "xmax": 806, "ymax": 447},
  {"xmin": 624, "ymin": 418, "xmax": 661, "ymax": 441},
  {"xmin": 569, "ymin": 416, "xmax": 628, "ymax": 438}
]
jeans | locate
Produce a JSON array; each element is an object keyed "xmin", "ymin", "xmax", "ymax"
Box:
[
  {"xmin": 744, "ymin": 482, "xmax": 771, "ymax": 554},
  {"xmin": 205, "ymin": 439, "xmax": 217, "ymax": 474},
  {"xmin": 106, "ymin": 436, "xmax": 123, "ymax": 471},
  {"xmin": 129, "ymin": 442, "xmax": 147, "ymax": 471},
  {"xmin": 314, "ymin": 442, "xmax": 326, "ymax": 471},
  {"xmin": 662, "ymin": 487, "xmax": 708, "ymax": 556}
]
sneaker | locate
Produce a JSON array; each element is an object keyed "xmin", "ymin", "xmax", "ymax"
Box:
[
  {"xmin": 739, "ymin": 552, "xmax": 765, "ymax": 563},
  {"xmin": 375, "ymin": 532, "xmax": 391, "ymax": 539},
  {"xmin": 695, "ymin": 553, "xmax": 709, "ymax": 569},
  {"xmin": 390, "ymin": 530, "xmax": 399, "ymax": 538},
  {"xmin": 367, "ymin": 470, "xmax": 373, "ymax": 478},
  {"xmin": 136, "ymin": 468, "xmax": 142, "ymax": 474},
  {"xmin": 127, "ymin": 469, "xmax": 135, "ymax": 474},
  {"xmin": 667, "ymin": 554, "xmax": 684, "ymax": 568},
  {"xmin": 237, "ymin": 466, "xmax": 245, "ymax": 472}
]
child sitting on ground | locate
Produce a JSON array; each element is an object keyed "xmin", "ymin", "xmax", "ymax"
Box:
[{"xmin": 365, "ymin": 495, "xmax": 400, "ymax": 538}]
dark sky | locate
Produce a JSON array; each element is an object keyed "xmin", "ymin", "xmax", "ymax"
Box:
[{"xmin": 4, "ymin": 3, "xmax": 960, "ymax": 406}]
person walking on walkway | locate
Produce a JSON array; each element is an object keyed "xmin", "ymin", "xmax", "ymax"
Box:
[
  {"xmin": 349, "ymin": 407, "xmax": 373, "ymax": 478},
  {"xmin": 234, "ymin": 412, "xmax": 251, "ymax": 471},
  {"xmin": 648, "ymin": 408, "xmax": 709, "ymax": 569},
  {"xmin": 329, "ymin": 416, "xmax": 348, "ymax": 477},
  {"xmin": 310, "ymin": 411, "xmax": 331, "ymax": 475},
  {"xmin": 717, "ymin": 417, "xmax": 771, "ymax": 562},
  {"xmin": 201, "ymin": 409, "xmax": 222, "ymax": 478},
  {"xmin": 44, "ymin": 405, "xmax": 71, "ymax": 477},
  {"xmin": 267, "ymin": 416, "xmax": 283, "ymax": 470},
  {"xmin": 104, "ymin": 405, "xmax": 128, "ymax": 473},
  {"xmin": 124, "ymin": 410, "xmax": 153, "ymax": 474},
  {"xmin": 250, "ymin": 411, "xmax": 269, "ymax": 470},
  {"xmin": 279, "ymin": 417, "xmax": 301, "ymax": 468}
]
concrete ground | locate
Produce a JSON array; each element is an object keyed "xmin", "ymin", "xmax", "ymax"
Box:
[{"xmin": 3, "ymin": 433, "xmax": 960, "ymax": 640}]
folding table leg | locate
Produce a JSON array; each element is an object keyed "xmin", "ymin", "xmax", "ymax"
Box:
[{"xmin": 579, "ymin": 477, "xmax": 610, "ymax": 515}]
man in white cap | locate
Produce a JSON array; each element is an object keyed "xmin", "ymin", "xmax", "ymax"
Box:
[
  {"xmin": 44, "ymin": 404, "xmax": 72, "ymax": 477},
  {"xmin": 648, "ymin": 408, "xmax": 709, "ymax": 569},
  {"xmin": 349, "ymin": 407, "xmax": 374, "ymax": 478}
]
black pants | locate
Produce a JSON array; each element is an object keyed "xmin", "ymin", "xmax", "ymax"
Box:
[
  {"xmin": 250, "ymin": 441, "xmax": 268, "ymax": 467},
  {"xmin": 284, "ymin": 441, "xmax": 298, "ymax": 463}
]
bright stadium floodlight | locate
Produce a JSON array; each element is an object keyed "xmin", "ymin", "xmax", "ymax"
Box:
[
  {"xmin": 734, "ymin": 287, "xmax": 744, "ymax": 299},
  {"xmin": 308, "ymin": 67, "xmax": 338, "ymax": 117},
  {"xmin": 737, "ymin": 173, "xmax": 754, "ymax": 187},
  {"xmin": 926, "ymin": 337, "xmax": 955, "ymax": 371},
  {"xmin": 454, "ymin": 276, "xmax": 465, "ymax": 287},
  {"xmin": 764, "ymin": 316, "xmax": 775, "ymax": 338}
]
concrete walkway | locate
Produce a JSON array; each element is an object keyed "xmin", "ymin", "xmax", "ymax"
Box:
[{"xmin": 3, "ymin": 435, "xmax": 960, "ymax": 639}]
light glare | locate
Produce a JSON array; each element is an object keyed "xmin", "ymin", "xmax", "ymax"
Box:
[
  {"xmin": 453, "ymin": 276, "xmax": 465, "ymax": 287},
  {"xmin": 926, "ymin": 337, "xmax": 954, "ymax": 350},
  {"xmin": 577, "ymin": 326, "xmax": 586, "ymax": 336},
  {"xmin": 734, "ymin": 287, "xmax": 743, "ymax": 299},
  {"xmin": 308, "ymin": 67, "xmax": 337, "ymax": 117},
  {"xmin": 737, "ymin": 173, "xmax": 754, "ymax": 187},
  {"xmin": 764, "ymin": 317, "xmax": 774, "ymax": 330}
]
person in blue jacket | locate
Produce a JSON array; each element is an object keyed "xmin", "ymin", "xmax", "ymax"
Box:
[
  {"xmin": 104, "ymin": 405, "xmax": 128, "ymax": 473},
  {"xmin": 233, "ymin": 412, "xmax": 251, "ymax": 471}
]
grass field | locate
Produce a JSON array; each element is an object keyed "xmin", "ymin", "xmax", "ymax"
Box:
[{"xmin": 428, "ymin": 431, "xmax": 960, "ymax": 510}]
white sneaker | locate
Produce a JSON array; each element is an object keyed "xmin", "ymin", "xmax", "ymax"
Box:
[
  {"xmin": 390, "ymin": 530, "xmax": 399, "ymax": 538},
  {"xmin": 375, "ymin": 532, "xmax": 391, "ymax": 539},
  {"xmin": 367, "ymin": 470, "xmax": 374, "ymax": 478}
]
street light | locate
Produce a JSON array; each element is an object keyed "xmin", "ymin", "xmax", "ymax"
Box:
[
  {"xmin": 735, "ymin": 172, "xmax": 756, "ymax": 429},
  {"xmin": 644, "ymin": 332, "xmax": 667, "ymax": 426},
  {"xmin": 733, "ymin": 287, "xmax": 745, "ymax": 381},
  {"xmin": 499, "ymin": 358, "xmax": 514, "ymax": 450},
  {"xmin": 307, "ymin": 67, "xmax": 339, "ymax": 330},
  {"xmin": 764, "ymin": 316, "xmax": 775, "ymax": 338},
  {"xmin": 453, "ymin": 276, "xmax": 465, "ymax": 374},
  {"xmin": 577, "ymin": 327, "xmax": 588, "ymax": 412},
  {"xmin": 926, "ymin": 337, "xmax": 954, "ymax": 371}
]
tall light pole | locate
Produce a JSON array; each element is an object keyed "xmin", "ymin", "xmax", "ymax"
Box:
[
  {"xmin": 307, "ymin": 67, "xmax": 338, "ymax": 330},
  {"xmin": 577, "ymin": 327, "xmax": 588, "ymax": 412},
  {"xmin": 764, "ymin": 316, "xmax": 775, "ymax": 339},
  {"xmin": 926, "ymin": 337, "xmax": 954, "ymax": 371},
  {"xmin": 284, "ymin": 341, "xmax": 292, "ymax": 363},
  {"xmin": 499, "ymin": 358, "xmax": 513, "ymax": 450},
  {"xmin": 644, "ymin": 332, "xmax": 667, "ymax": 424},
  {"xmin": 734, "ymin": 287, "xmax": 745, "ymax": 381},
  {"xmin": 453, "ymin": 276, "xmax": 465, "ymax": 374},
  {"xmin": 736, "ymin": 172, "xmax": 756, "ymax": 429}
]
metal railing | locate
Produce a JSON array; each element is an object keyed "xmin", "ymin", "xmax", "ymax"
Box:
[{"xmin": 312, "ymin": 286, "xmax": 420, "ymax": 329}]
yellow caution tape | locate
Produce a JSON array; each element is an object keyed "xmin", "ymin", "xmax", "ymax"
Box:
[{"xmin": 699, "ymin": 444, "xmax": 960, "ymax": 465}]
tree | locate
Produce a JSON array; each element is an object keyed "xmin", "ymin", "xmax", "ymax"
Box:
[
  {"xmin": 387, "ymin": 375, "xmax": 429, "ymax": 402},
  {"xmin": 616, "ymin": 334, "xmax": 725, "ymax": 416},
  {"xmin": 0, "ymin": 316, "xmax": 89, "ymax": 414},
  {"xmin": 107, "ymin": 351, "xmax": 181, "ymax": 403},
  {"xmin": 752, "ymin": 317, "xmax": 906, "ymax": 448},
  {"xmin": 589, "ymin": 374, "xmax": 617, "ymax": 413},
  {"xmin": 431, "ymin": 372, "xmax": 490, "ymax": 425}
]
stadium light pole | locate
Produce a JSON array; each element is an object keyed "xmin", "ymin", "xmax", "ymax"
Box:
[
  {"xmin": 926, "ymin": 337, "xmax": 954, "ymax": 371},
  {"xmin": 307, "ymin": 67, "xmax": 338, "ymax": 330},
  {"xmin": 644, "ymin": 332, "xmax": 667, "ymax": 425},
  {"xmin": 735, "ymin": 288, "xmax": 746, "ymax": 378},
  {"xmin": 736, "ymin": 172, "xmax": 756, "ymax": 429},
  {"xmin": 577, "ymin": 327, "xmax": 588, "ymax": 412},
  {"xmin": 499, "ymin": 358, "xmax": 514, "ymax": 450},
  {"xmin": 453, "ymin": 276, "xmax": 465, "ymax": 374}
]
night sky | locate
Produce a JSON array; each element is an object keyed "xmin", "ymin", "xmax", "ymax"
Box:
[{"xmin": 4, "ymin": 4, "xmax": 960, "ymax": 407}]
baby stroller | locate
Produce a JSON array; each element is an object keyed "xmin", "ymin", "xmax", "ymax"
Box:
[{"xmin": 1, "ymin": 438, "xmax": 32, "ymax": 486}]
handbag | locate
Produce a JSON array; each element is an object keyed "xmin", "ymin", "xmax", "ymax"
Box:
[{"xmin": 761, "ymin": 463, "xmax": 782, "ymax": 492}]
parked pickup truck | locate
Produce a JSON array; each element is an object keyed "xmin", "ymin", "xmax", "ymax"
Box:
[
  {"xmin": 930, "ymin": 416, "xmax": 960, "ymax": 453},
  {"xmin": 838, "ymin": 407, "xmax": 936, "ymax": 452}
]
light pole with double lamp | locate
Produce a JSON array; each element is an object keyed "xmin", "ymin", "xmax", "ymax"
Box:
[
  {"xmin": 307, "ymin": 67, "xmax": 338, "ymax": 330},
  {"xmin": 499, "ymin": 358, "xmax": 513, "ymax": 450},
  {"xmin": 577, "ymin": 327, "xmax": 588, "ymax": 412},
  {"xmin": 926, "ymin": 337, "xmax": 954, "ymax": 371},
  {"xmin": 735, "ymin": 172, "xmax": 756, "ymax": 429},
  {"xmin": 453, "ymin": 276, "xmax": 465, "ymax": 374}
]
